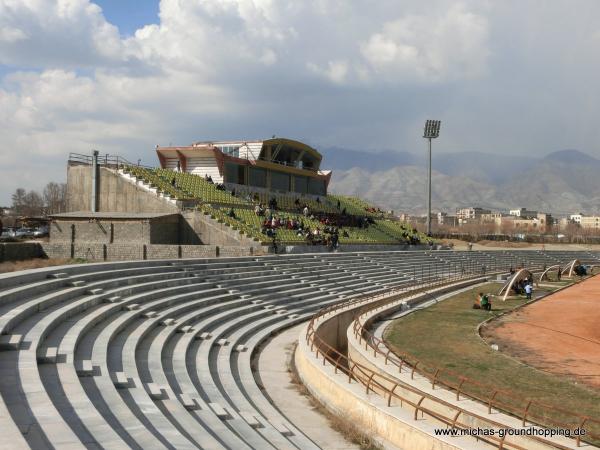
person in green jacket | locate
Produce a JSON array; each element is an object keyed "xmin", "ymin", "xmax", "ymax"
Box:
[{"xmin": 480, "ymin": 294, "xmax": 491, "ymax": 311}]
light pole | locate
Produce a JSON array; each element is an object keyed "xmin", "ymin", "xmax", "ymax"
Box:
[{"xmin": 423, "ymin": 120, "xmax": 441, "ymax": 236}]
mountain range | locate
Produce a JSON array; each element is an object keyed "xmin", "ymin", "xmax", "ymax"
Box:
[{"xmin": 323, "ymin": 148, "xmax": 600, "ymax": 216}]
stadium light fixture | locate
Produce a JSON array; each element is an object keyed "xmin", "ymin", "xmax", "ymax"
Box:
[{"xmin": 423, "ymin": 120, "xmax": 441, "ymax": 236}]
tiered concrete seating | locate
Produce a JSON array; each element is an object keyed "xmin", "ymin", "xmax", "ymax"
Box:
[{"xmin": 0, "ymin": 250, "xmax": 594, "ymax": 449}]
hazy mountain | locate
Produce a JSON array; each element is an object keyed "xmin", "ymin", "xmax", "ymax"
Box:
[
  {"xmin": 543, "ymin": 149, "xmax": 600, "ymax": 165},
  {"xmin": 320, "ymin": 147, "xmax": 419, "ymax": 171},
  {"xmin": 326, "ymin": 148, "xmax": 600, "ymax": 215}
]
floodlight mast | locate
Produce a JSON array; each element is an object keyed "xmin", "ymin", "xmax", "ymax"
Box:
[{"xmin": 423, "ymin": 120, "xmax": 441, "ymax": 237}]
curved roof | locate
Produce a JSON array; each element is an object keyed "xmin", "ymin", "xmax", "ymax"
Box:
[{"xmin": 261, "ymin": 138, "xmax": 322, "ymax": 162}]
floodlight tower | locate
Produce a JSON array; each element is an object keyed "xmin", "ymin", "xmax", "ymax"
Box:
[{"xmin": 423, "ymin": 120, "xmax": 441, "ymax": 236}]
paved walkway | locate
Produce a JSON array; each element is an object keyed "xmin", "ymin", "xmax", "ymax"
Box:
[
  {"xmin": 488, "ymin": 276, "xmax": 600, "ymax": 388},
  {"xmin": 257, "ymin": 323, "xmax": 362, "ymax": 450},
  {"xmin": 257, "ymin": 323, "xmax": 364, "ymax": 450}
]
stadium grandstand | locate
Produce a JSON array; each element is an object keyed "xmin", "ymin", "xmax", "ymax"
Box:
[
  {"xmin": 3, "ymin": 140, "xmax": 599, "ymax": 449},
  {"xmin": 1, "ymin": 250, "xmax": 599, "ymax": 449},
  {"xmin": 56, "ymin": 140, "xmax": 429, "ymax": 262}
]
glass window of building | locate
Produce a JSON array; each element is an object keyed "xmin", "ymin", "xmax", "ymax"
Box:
[
  {"xmin": 248, "ymin": 167, "xmax": 267, "ymax": 188},
  {"xmin": 271, "ymin": 171, "xmax": 290, "ymax": 191},
  {"xmin": 294, "ymin": 175, "xmax": 308, "ymax": 193},
  {"xmin": 225, "ymin": 163, "xmax": 245, "ymax": 184},
  {"xmin": 218, "ymin": 145, "xmax": 240, "ymax": 158},
  {"xmin": 308, "ymin": 177, "xmax": 326, "ymax": 195}
]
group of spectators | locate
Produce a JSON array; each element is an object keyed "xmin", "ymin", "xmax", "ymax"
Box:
[
  {"xmin": 204, "ymin": 183, "xmax": 423, "ymax": 246},
  {"xmin": 508, "ymin": 269, "xmax": 535, "ymax": 299},
  {"xmin": 203, "ymin": 174, "xmax": 227, "ymax": 191},
  {"xmin": 259, "ymin": 214, "xmax": 344, "ymax": 249}
]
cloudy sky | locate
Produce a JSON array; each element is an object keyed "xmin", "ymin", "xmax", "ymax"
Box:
[{"xmin": 1, "ymin": 0, "xmax": 600, "ymax": 205}]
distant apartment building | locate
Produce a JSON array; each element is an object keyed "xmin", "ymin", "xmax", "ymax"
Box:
[
  {"xmin": 456, "ymin": 207, "xmax": 491, "ymax": 224},
  {"xmin": 480, "ymin": 212, "xmax": 503, "ymax": 225},
  {"xmin": 437, "ymin": 212, "xmax": 458, "ymax": 227},
  {"xmin": 558, "ymin": 214, "xmax": 600, "ymax": 230},
  {"xmin": 570, "ymin": 213, "xmax": 583, "ymax": 224},
  {"xmin": 500, "ymin": 212, "xmax": 552, "ymax": 233},
  {"xmin": 580, "ymin": 216, "xmax": 600, "ymax": 229},
  {"xmin": 509, "ymin": 208, "xmax": 538, "ymax": 219}
]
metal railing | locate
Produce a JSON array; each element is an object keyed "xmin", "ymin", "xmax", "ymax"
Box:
[
  {"xmin": 304, "ymin": 267, "xmax": 592, "ymax": 449},
  {"xmin": 68, "ymin": 152, "xmax": 154, "ymax": 169},
  {"xmin": 256, "ymin": 156, "xmax": 319, "ymax": 172},
  {"xmin": 352, "ymin": 299, "xmax": 600, "ymax": 447}
]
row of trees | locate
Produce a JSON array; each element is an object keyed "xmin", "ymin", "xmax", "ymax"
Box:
[{"xmin": 10, "ymin": 182, "xmax": 67, "ymax": 216}]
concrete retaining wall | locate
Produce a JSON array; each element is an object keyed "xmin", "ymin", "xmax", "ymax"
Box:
[
  {"xmin": 182, "ymin": 210, "xmax": 265, "ymax": 249},
  {"xmin": 67, "ymin": 165, "xmax": 178, "ymax": 213},
  {"xmin": 295, "ymin": 329, "xmax": 467, "ymax": 450},
  {"xmin": 295, "ymin": 280, "xmax": 499, "ymax": 450}
]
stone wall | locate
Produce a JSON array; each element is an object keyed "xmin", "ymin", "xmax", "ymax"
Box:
[
  {"xmin": 40, "ymin": 242, "xmax": 262, "ymax": 261},
  {"xmin": 51, "ymin": 215, "xmax": 182, "ymax": 245}
]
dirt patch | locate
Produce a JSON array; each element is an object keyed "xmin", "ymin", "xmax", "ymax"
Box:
[
  {"xmin": 0, "ymin": 258, "xmax": 85, "ymax": 274},
  {"xmin": 485, "ymin": 276, "xmax": 600, "ymax": 389},
  {"xmin": 476, "ymin": 240, "xmax": 532, "ymax": 248}
]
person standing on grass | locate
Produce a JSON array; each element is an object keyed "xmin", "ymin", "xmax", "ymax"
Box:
[{"xmin": 524, "ymin": 282, "xmax": 533, "ymax": 300}]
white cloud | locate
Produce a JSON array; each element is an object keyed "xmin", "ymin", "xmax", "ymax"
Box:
[
  {"xmin": 307, "ymin": 60, "xmax": 349, "ymax": 84},
  {"xmin": 1, "ymin": 0, "xmax": 600, "ymax": 204},
  {"xmin": 0, "ymin": 0, "xmax": 128, "ymax": 67},
  {"xmin": 360, "ymin": 4, "xmax": 489, "ymax": 82}
]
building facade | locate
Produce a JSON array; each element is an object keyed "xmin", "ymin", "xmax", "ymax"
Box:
[
  {"xmin": 156, "ymin": 138, "xmax": 332, "ymax": 196},
  {"xmin": 456, "ymin": 207, "xmax": 491, "ymax": 224},
  {"xmin": 509, "ymin": 208, "xmax": 538, "ymax": 219}
]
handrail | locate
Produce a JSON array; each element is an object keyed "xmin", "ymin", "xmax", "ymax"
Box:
[
  {"xmin": 68, "ymin": 152, "xmax": 154, "ymax": 169},
  {"xmin": 304, "ymin": 272, "xmax": 589, "ymax": 450},
  {"xmin": 307, "ymin": 300, "xmax": 546, "ymax": 448},
  {"xmin": 349, "ymin": 281, "xmax": 600, "ymax": 446}
]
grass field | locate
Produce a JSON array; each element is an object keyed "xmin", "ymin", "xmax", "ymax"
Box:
[{"xmin": 383, "ymin": 282, "xmax": 600, "ymax": 438}]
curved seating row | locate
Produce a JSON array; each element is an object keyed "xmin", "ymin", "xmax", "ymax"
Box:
[{"xmin": 0, "ymin": 250, "xmax": 599, "ymax": 449}]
